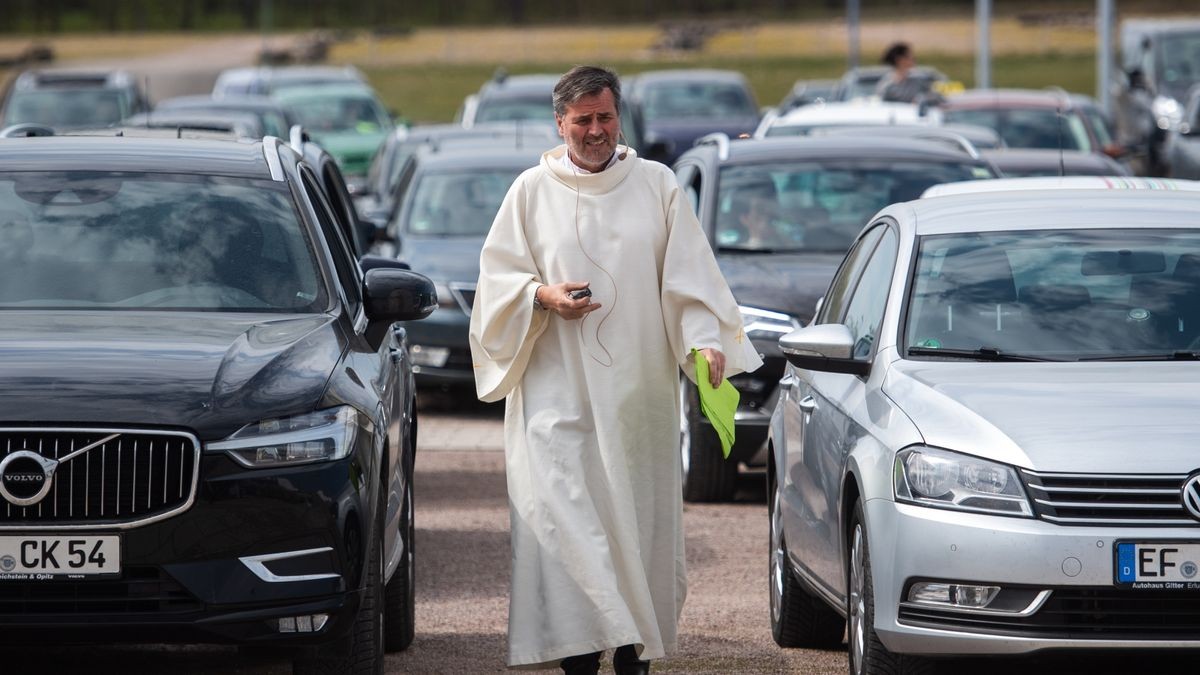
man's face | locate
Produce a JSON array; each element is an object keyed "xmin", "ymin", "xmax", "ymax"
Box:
[{"xmin": 556, "ymin": 88, "xmax": 620, "ymax": 172}]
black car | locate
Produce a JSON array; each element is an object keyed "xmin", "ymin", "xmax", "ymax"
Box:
[
  {"xmin": 373, "ymin": 144, "xmax": 545, "ymax": 388},
  {"xmin": 672, "ymin": 134, "xmax": 998, "ymax": 501},
  {"xmin": 0, "ymin": 134, "xmax": 435, "ymax": 671},
  {"xmin": 625, "ymin": 69, "xmax": 761, "ymax": 165},
  {"xmin": 981, "ymin": 147, "xmax": 1130, "ymax": 178},
  {"xmin": 0, "ymin": 69, "xmax": 149, "ymax": 130}
]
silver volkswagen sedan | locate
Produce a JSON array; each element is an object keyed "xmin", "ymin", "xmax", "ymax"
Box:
[{"xmin": 768, "ymin": 187, "xmax": 1200, "ymax": 674}]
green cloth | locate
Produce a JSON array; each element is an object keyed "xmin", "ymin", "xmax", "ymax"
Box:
[{"xmin": 691, "ymin": 348, "xmax": 740, "ymax": 459}]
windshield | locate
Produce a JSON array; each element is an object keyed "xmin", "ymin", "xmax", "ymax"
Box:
[
  {"xmin": 402, "ymin": 168, "xmax": 522, "ymax": 236},
  {"xmin": 1157, "ymin": 32, "xmax": 1200, "ymax": 100},
  {"xmin": 715, "ymin": 160, "xmax": 993, "ymax": 253},
  {"xmin": 943, "ymin": 108, "xmax": 1092, "ymax": 151},
  {"xmin": 0, "ymin": 172, "xmax": 326, "ymax": 311},
  {"xmin": 476, "ymin": 98, "xmax": 555, "ymax": 124},
  {"xmin": 4, "ymin": 89, "xmax": 129, "ymax": 128},
  {"xmin": 904, "ymin": 228, "xmax": 1200, "ymax": 359},
  {"xmin": 287, "ymin": 95, "xmax": 389, "ymax": 134},
  {"xmin": 641, "ymin": 82, "xmax": 756, "ymax": 121}
]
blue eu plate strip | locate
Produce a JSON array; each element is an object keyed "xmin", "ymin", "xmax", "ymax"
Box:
[{"xmin": 1116, "ymin": 542, "xmax": 1136, "ymax": 583}]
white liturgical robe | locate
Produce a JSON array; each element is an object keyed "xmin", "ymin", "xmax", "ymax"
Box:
[{"xmin": 469, "ymin": 144, "xmax": 761, "ymax": 669}]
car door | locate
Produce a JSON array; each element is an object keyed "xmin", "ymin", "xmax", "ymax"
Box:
[{"xmin": 781, "ymin": 222, "xmax": 897, "ymax": 596}]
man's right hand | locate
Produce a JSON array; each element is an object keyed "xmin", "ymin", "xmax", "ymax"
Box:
[{"xmin": 535, "ymin": 282, "xmax": 602, "ymax": 320}]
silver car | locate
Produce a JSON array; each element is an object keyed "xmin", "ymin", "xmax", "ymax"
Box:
[{"xmin": 768, "ymin": 188, "xmax": 1200, "ymax": 674}]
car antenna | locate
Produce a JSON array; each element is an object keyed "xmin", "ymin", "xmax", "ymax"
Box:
[{"xmin": 1046, "ymin": 85, "xmax": 1067, "ymax": 176}]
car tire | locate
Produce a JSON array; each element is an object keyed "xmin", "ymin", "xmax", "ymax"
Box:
[
  {"xmin": 680, "ymin": 374, "xmax": 737, "ymax": 503},
  {"xmin": 383, "ymin": 431, "xmax": 416, "ymax": 652},
  {"xmin": 770, "ymin": 473, "xmax": 844, "ymax": 648},
  {"xmin": 848, "ymin": 502, "xmax": 932, "ymax": 675},
  {"xmin": 294, "ymin": 491, "xmax": 385, "ymax": 675}
]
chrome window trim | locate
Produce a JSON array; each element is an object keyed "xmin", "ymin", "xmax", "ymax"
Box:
[
  {"xmin": 0, "ymin": 427, "xmax": 200, "ymax": 531},
  {"xmin": 240, "ymin": 546, "xmax": 341, "ymax": 582}
]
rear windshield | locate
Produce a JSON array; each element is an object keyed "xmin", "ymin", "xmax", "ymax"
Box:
[
  {"xmin": 943, "ymin": 108, "xmax": 1092, "ymax": 152},
  {"xmin": 4, "ymin": 90, "xmax": 130, "ymax": 129},
  {"xmin": 715, "ymin": 160, "xmax": 994, "ymax": 253},
  {"xmin": 401, "ymin": 168, "xmax": 523, "ymax": 236},
  {"xmin": 641, "ymin": 82, "xmax": 757, "ymax": 121},
  {"xmin": 0, "ymin": 172, "xmax": 327, "ymax": 312}
]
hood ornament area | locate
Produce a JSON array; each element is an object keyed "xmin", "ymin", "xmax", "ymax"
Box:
[
  {"xmin": 0, "ymin": 434, "xmax": 119, "ymax": 507},
  {"xmin": 1183, "ymin": 474, "xmax": 1200, "ymax": 522}
]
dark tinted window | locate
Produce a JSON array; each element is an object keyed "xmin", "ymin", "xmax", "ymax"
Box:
[{"xmin": 944, "ymin": 108, "xmax": 1093, "ymax": 151}]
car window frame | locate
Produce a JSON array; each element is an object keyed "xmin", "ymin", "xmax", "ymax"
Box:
[
  {"xmin": 838, "ymin": 224, "xmax": 899, "ymax": 363},
  {"xmin": 297, "ymin": 165, "xmax": 365, "ymax": 329},
  {"xmin": 815, "ymin": 224, "xmax": 887, "ymax": 326}
]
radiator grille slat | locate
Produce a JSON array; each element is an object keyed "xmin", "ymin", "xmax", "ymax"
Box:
[
  {"xmin": 1022, "ymin": 470, "xmax": 1198, "ymax": 527},
  {"xmin": 0, "ymin": 429, "xmax": 198, "ymax": 528}
]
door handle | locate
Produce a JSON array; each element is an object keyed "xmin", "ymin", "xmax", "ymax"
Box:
[
  {"xmin": 798, "ymin": 395, "xmax": 817, "ymax": 414},
  {"xmin": 779, "ymin": 372, "xmax": 795, "ymax": 390}
]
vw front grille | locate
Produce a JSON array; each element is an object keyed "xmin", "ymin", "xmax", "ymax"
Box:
[
  {"xmin": 0, "ymin": 428, "xmax": 199, "ymax": 529},
  {"xmin": 1022, "ymin": 470, "xmax": 1195, "ymax": 526}
]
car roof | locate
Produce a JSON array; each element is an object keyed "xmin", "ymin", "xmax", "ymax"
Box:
[
  {"xmin": 413, "ymin": 145, "xmax": 545, "ymax": 172},
  {"xmin": 271, "ymin": 82, "xmax": 380, "ymax": 101},
  {"xmin": 897, "ymin": 187, "xmax": 1200, "ymax": 236},
  {"xmin": 630, "ymin": 69, "xmax": 750, "ymax": 86},
  {"xmin": 684, "ymin": 135, "xmax": 994, "ymax": 166},
  {"xmin": 980, "ymin": 148, "xmax": 1124, "ymax": 173},
  {"xmin": 758, "ymin": 100, "xmax": 941, "ymax": 137},
  {"xmin": 156, "ymin": 95, "xmax": 285, "ymax": 112},
  {"xmin": 0, "ymin": 135, "xmax": 276, "ymax": 177},
  {"xmin": 921, "ymin": 175, "xmax": 1200, "ymax": 198},
  {"xmin": 14, "ymin": 69, "xmax": 137, "ymax": 90},
  {"xmin": 479, "ymin": 74, "xmax": 558, "ymax": 96},
  {"xmin": 942, "ymin": 88, "xmax": 1081, "ymax": 110}
]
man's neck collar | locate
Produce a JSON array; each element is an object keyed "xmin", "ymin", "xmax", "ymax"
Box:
[{"xmin": 564, "ymin": 150, "xmax": 617, "ymax": 174}]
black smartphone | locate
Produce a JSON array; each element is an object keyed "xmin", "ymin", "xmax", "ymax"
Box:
[{"xmin": 569, "ymin": 288, "xmax": 592, "ymax": 300}]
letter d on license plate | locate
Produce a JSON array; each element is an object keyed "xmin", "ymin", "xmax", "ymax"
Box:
[
  {"xmin": 1116, "ymin": 541, "xmax": 1200, "ymax": 587},
  {"xmin": 0, "ymin": 536, "xmax": 120, "ymax": 578}
]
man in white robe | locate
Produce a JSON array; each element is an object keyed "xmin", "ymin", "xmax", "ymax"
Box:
[{"xmin": 469, "ymin": 66, "xmax": 761, "ymax": 674}]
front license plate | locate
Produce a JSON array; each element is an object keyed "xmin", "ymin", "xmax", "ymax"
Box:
[
  {"xmin": 0, "ymin": 535, "xmax": 120, "ymax": 579},
  {"xmin": 1115, "ymin": 541, "xmax": 1200, "ymax": 588}
]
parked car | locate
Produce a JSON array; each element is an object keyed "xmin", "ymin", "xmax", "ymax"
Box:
[
  {"xmin": 1165, "ymin": 84, "xmax": 1200, "ymax": 179},
  {"xmin": 625, "ymin": 69, "xmax": 760, "ymax": 165},
  {"xmin": 0, "ymin": 134, "xmax": 435, "ymax": 670},
  {"xmin": 0, "ymin": 69, "xmax": 148, "ymax": 130},
  {"xmin": 982, "ymin": 147, "xmax": 1130, "ymax": 178},
  {"xmin": 153, "ymin": 94, "xmax": 295, "ymax": 138},
  {"xmin": 288, "ymin": 125, "xmax": 374, "ymax": 256},
  {"xmin": 273, "ymin": 82, "xmax": 394, "ymax": 187},
  {"xmin": 941, "ymin": 89, "xmax": 1125, "ymax": 161},
  {"xmin": 755, "ymin": 100, "xmax": 942, "ymax": 139},
  {"xmin": 457, "ymin": 72, "xmax": 559, "ymax": 128},
  {"xmin": 813, "ymin": 123, "xmax": 1004, "ymax": 155},
  {"xmin": 1113, "ymin": 19, "xmax": 1200, "ymax": 175},
  {"xmin": 922, "ymin": 174, "xmax": 1200, "ymax": 198},
  {"xmin": 776, "ymin": 78, "xmax": 841, "ymax": 114},
  {"xmin": 211, "ymin": 65, "xmax": 367, "ymax": 99},
  {"xmin": 671, "ymin": 134, "xmax": 997, "ymax": 502},
  {"xmin": 121, "ymin": 110, "xmax": 264, "ymax": 139},
  {"xmin": 769, "ymin": 185, "xmax": 1200, "ymax": 674},
  {"xmin": 833, "ymin": 65, "xmax": 950, "ymax": 102},
  {"xmin": 373, "ymin": 144, "xmax": 545, "ymax": 388}
]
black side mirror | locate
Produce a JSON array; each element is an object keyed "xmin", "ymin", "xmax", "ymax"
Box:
[
  {"xmin": 364, "ymin": 268, "xmax": 436, "ymax": 323},
  {"xmin": 360, "ymin": 255, "xmax": 410, "ymax": 272}
]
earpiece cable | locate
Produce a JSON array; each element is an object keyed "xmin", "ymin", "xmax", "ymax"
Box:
[{"xmin": 570, "ymin": 150, "xmax": 619, "ymax": 368}]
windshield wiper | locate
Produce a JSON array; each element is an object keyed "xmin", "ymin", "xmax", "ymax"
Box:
[
  {"xmin": 907, "ymin": 346, "xmax": 1061, "ymax": 362},
  {"xmin": 1077, "ymin": 351, "xmax": 1200, "ymax": 362}
]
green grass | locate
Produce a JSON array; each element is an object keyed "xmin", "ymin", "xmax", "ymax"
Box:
[{"xmin": 363, "ymin": 52, "xmax": 1098, "ymax": 125}]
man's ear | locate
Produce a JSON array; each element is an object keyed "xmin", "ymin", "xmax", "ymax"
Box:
[{"xmin": 554, "ymin": 114, "xmax": 565, "ymax": 139}]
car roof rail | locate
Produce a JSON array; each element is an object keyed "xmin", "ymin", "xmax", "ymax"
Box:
[
  {"xmin": 0, "ymin": 123, "xmax": 55, "ymax": 138},
  {"xmin": 694, "ymin": 132, "xmax": 730, "ymax": 160},
  {"xmin": 288, "ymin": 124, "xmax": 311, "ymax": 152},
  {"xmin": 912, "ymin": 130, "xmax": 980, "ymax": 159}
]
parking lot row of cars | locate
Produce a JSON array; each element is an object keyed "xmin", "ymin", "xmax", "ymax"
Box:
[{"xmin": 3, "ymin": 42, "xmax": 1200, "ymax": 673}]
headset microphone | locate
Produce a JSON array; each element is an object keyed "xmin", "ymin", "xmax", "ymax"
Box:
[{"xmin": 617, "ymin": 130, "xmax": 628, "ymax": 160}]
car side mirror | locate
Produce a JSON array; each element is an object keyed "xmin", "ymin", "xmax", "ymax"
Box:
[
  {"xmin": 360, "ymin": 255, "xmax": 410, "ymax": 272},
  {"xmin": 778, "ymin": 324, "xmax": 870, "ymax": 376},
  {"xmin": 364, "ymin": 268, "xmax": 436, "ymax": 323}
]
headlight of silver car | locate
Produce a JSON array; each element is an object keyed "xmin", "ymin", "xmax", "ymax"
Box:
[
  {"xmin": 1152, "ymin": 95, "xmax": 1183, "ymax": 131},
  {"xmin": 739, "ymin": 305, "xmax": 800, "ymax": 341},
  {"xmin": 894, "ymin": 445, "xmax": 1032, "ymax": 517},
  {"xmin": 207, "ymin": 406, "xmax": 369, "ymax": 468}
]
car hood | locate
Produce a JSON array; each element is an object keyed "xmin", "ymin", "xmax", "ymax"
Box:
[
  {"xmin": 0, "ymin": 312, "xmax": 345, "ymax": 439},
  {"xmin": 401, "ymin": 235, "xmax": 485, "ymax": 285},
  {"xmin": 884, "ymin": 360, "xmax": 1200, "ymax": 473},
  {"xmin": 718, "ymin": 252, "xmax": 842, "ymax": 323}
]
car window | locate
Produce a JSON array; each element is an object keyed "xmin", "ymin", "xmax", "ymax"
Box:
[
  {"xmin": 904, "ymin": 228, "xmax": 1200, "ymax": 358},
  {"xmin": 4, "ymin": 89, "xmax": 129, "ymax": 128},
  {"xmin": 300, "ymin": 168, "xmax": 362, "ymax": 312},
  {"xmin": 402, "ymin": 168, "xmax": 522, "ymax": 236},
  {"xmin": 288, "ymin": 95, "xmax": 389, "ymax": 134},
  {"xmin": 674, "ymin": 163, "xmax": 702, "ymax": 216},
  {"xmin": 1082, "ymin": 107, "xmax": 1115, "ymax": 147},
  {"xmin": 475, "ymin": 98, "xmax": 555, "ymax": 124},
  {"xmin": 0, "ymin": 172, "xmax": 325, "ymax": 311},
  {"xmin": 841, "ymin": 227, "xmax": 899, "ymax": 360},
  {"xmin": 944, "ymin": 108, "xmax": 1092, "ymax": 152},
  {"xmin": 715, "ymin": 160, "xmax": 991, "ymax": 253},
  {"xmin": 641, "ymin": 81, "xmax": 756, "ymax": 121},
  {"xmin": 816, "ymin": 226, "xmax": 885, "ymax": 325}
]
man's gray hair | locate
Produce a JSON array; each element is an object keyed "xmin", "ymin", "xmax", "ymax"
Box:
[{"xmin": 553, "ymin": 65, "xmax": 621, "ymax": 117}]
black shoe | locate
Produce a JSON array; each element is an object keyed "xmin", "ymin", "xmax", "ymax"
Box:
[
  {"xmin": 560, "ymin": 650, "xmax": 601, "ymax": 675},
  {"xmin": 613, "ymin": 644, "xmax": 650, "ymax": 675}
]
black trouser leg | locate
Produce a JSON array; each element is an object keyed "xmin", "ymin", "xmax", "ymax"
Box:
[
  {"xmin": 613, "ymin": 644, "xmax": 650, "ymax": 675},
  {"xmin": 560, "ymin": 650, "xmax": 602, "ymax": 675}
]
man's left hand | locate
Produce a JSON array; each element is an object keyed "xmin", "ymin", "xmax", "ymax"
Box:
[{"xmin": 698, "ymin": 348, "xmax": 726, "ymax": 387}]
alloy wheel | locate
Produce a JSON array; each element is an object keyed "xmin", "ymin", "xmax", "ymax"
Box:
[{"xmin": 849, "ymin": 523, "xmax": 866, "ymax": 675}]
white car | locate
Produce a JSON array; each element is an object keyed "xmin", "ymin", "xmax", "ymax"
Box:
[
  {"xmin": 754, "ymin": 100, "xmax": 942, "ymax": 139},
  {"xmin": 923, "ymin": 175, "xmax": 1200, "ymax": 198},
  {"xmin": 769, "ymin": 188, "xmax": 1200, "ymax": 674}
]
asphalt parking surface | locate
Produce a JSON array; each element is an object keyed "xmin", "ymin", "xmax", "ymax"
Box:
[{"xmin": 5, "ymin": 395, "xmax": 1196, "ymax": 673}]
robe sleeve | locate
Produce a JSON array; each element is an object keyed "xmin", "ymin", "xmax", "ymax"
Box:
[
  {"xmin": 468, "ymin": 175, "xmax": 552, "ymax": 402},
  {"xmin": 657, "ymin": 170, "xmax": 764, "ymax": 385}
]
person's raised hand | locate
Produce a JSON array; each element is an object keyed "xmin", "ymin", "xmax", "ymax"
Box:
[{"xmin": 536, "ymin": 282, "xmax": 601, "ymax": 320}]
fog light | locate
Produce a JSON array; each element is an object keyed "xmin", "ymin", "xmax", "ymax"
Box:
[
  {"xmin": 908, "ymin": 581, "xmax": 1000, "ymax": 609},
  {"xmin": 410, "ymin": 344, "xmax": 450, "ymax": 368},
  {"xmin": 276, "ymin": 613, "xmax": 330, "ymax": 633}
]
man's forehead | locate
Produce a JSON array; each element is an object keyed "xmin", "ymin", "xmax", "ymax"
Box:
[{"xmin": 561, "ymin": 89, "xmax": 616, "ymax": 117}]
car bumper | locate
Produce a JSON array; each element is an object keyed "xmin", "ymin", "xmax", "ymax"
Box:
[
  {"xmin": 0, "ymin": 453, "xmax": 372, "ymax": 646},
  {"xmin": 867, "ymin": 498, "xmax": 1200, "ymax": 655},
  {"xmin": 403, "ymin": 311, "xmax": 474, "ymax": 385}
]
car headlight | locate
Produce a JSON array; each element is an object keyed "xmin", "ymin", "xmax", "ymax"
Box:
[
  {"xmin": 207, "ymin": 406, "xmax": 369, "ymax": 468},
  {"xmin": 1152, "ymin": 95, "xmax": 1183, "ymax": 131},
  {"xmin": 739, "ymin": 305, "xmax": 800, "ymax": 341},
  {"xmin": 893, "ymin": 446, "xmax": 1032, "ymax": 517}
]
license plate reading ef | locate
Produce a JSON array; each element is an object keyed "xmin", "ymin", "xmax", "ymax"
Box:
[
  {"xmin": 0, "ymin": 536, "xmax": 120, "ymax": 579},
  {"xmin": 1116, "ymin": 542, "xmax": 1200, "ymax": 588}
]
